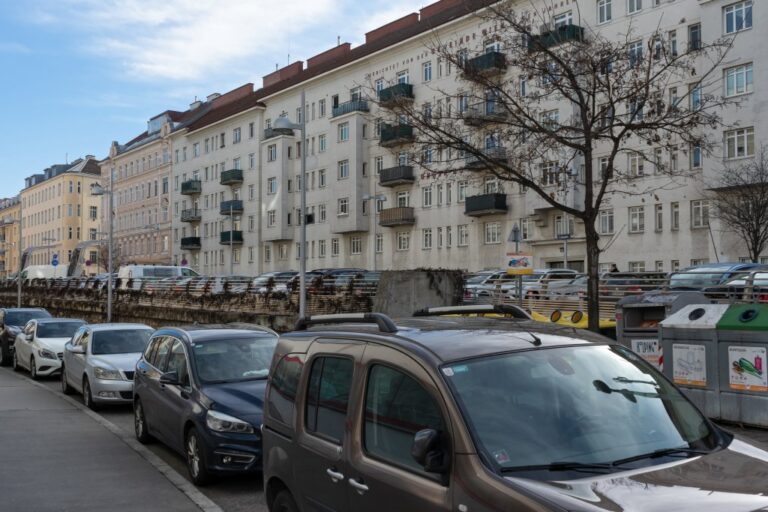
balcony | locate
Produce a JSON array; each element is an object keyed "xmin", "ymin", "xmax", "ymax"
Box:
[
  {"xmin": 263, "ymin": 127, "xmax": 295, "ymax": 140},
  {"xmin": 180, "ymin": 208, "xmax": 202, "ymax": 223},
  {"xmin": 379, "ymin": 207, "xmax": 415, "ymax": 227},
  {"xmin": 378, "ymin": 83, "xmax": 414, "ymax": 107},
  {"xmin": 220, "ymin": 200, "xmax": 244, "ymax": 215},
  {"xmin": 465, "ymin": 147, "xmax": 508, "ymax": 169},
  {"xmin": 463, "ymin": 101, "xmax": 508, "ymax": 126},
  {"xmin": 181, "ymin": 179, "xmax": 202, "ymax": 195},
  {"xmin": 462, "ymin": 51, "xmax": 507, "ymax": 77},
  {"xmin": 220, "ymin": 230, "xmax": 244, "ymax": 245},
  {"xmin": 332, "ymin": 100, "xmax": 369, "ymax": 118},
  {"xmin": 380, "ymin": 123, "xmax": 414, "ymax": 148},
  {"xmin": 180, "ymin": 237, "xmax": 201, "ymax": 250},
  {"xmin": 529, "ymin": 25, "xmax": 585, "ymax": 51},
  {"xmin": 465, "ymin": 193, "xmax": 508, "ymax": 217},
  {"xmin": 379, "ymin": 166, "xmax": 415, "ymax": 187},
  {"xmin": 220, "ymin": 168, "xmax": 243, "ymax": 186}
]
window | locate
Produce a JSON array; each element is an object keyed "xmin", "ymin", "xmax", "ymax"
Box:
[
  {"xmin": 540, "ymin": 162, "xmax": 559, "ymax": 186},
  {"xmin": 671, "ymin": 202, "xmax": 680, "ymax": 230},
  {"xmin": 319, "ymin": 169, "xmax": 326, "ymax": 188},
  {"xmin": 192, "ymin": 143, "xmax": 200, "ymax": 158},
  {"xmin": 338, "ymin": 198, "xmax": 349, "ymax": 216},
  {"xmin": 233, "ymin": 127, "xmax": 241, "ymax": 144},
  {"xmin": 219, "ymin": 132, "xmax": 225, "ymax": 148},
  {"xmin": 628, "ymin": 153, "xmax": 644, "ymax": 177},
  {"xmin": 668, "ymin": 30, "xmax": 678, "ymax": 57},
  {"xmin": 629, "ymin": 206, "xmax": 645, "ymax": 233},
  {"xmin": 690, "ymin": 84, "xmax": 702, "ymax": 110},
  {"xmin": 725, "ymin": 127, "xmax": 755, "ymax": 159},
  {"xmin": 629, "ymin": 261, "xmax": 646, "ymax": 272},
  {"xmin": 318, "ymin": 240, "xmax": 326, "ymax": 257},
  {"xmin": 267, "ymin": 210, "xmax": 276, "ymax": 227},
  {"xmin": 691, "ymin": 200, "xmax": 710, "ymax": 228},
  {"xmin": 396, "ymin": 231, "xmax": 410, "ymax": 251},
  {"xmin": 671, "ymin": 260, "xmax": 680, "ymax": 271},
  {"xmin": 688, "ymin": 24, "xmax": 701, "ymax": 51},
  {"xmin": 458, "ymin": 224, "xmax": 469, "ymax": 246},
  {"xmin": 350, "ymin": 236, "xmax": 362, "ymax": 255},
  {"xmin": 89, "ymin": 206, "xmax": 98, "ymax": 220},
  {"xmin": 598, "ymin": 210, "xmax": 614, "ymax": 235},
  {"xmin": 267, "ymin": 145, "xmax": 277, "ymax": 162},
  {"xmin": 338, "ymin": 122, "xmax": 349, "ymax": 142},
  {"xmin": 725, "ymin": 63, "xmax": 753, "ymax": 97},
  {"xmin": 422, "ymin": 186, "xmax": 433, "ymax": 208},
  {"xmin": 319, "ymin": 134, "xmax": 327, "ymax": 152},
  {"xmin": 628, "ymin": 0, "xmax": 642, "ymax": 14},
  {"xmin": 423, "ymin": 61, "xmax": 432, "ymax": 82},
  {"xmin": 319, "ymin": 204, "xmax": 327, "ymax": 222},
  {"xmin": 375, "ymin": 234, "xmax": 383, "ymax": 253},
  {"xmin": 363, "ymin": 365, "xmax": 444, "ymax": 473},
  {"xmin": 422, "ymin": 228, "xmax": 433, "ymax": 249},
  {"xmin": 267, "ymin": 177, "xmax": 277, "ymax": 194},
  {"xmin": 554, "ymin": 11, "xmax": 572, "ymax": 27},
  {"xmin": 338, "ymin": 160, "xmax": 349, "ymax": 179},
  {"xmin": 319, "ymin": 99, "xmax": 326, "ymax": 117},
  {"xmin": 724, "ymin": 1, "xmax": 752, "ymax": 34},
  {"xmin": 691, "ymin": 144, "xmax": 702, "ymax": 169},
  {"xmin": 540, "ymin": 109, "xmax": 559, "ymax": 130},
  {"xmin": 484, "ymin": 222, "xmax": 501, "ymax": 244},
  {"xmin": 305, "ymin": 357, "xmax": 353, "ymax": 443},
  {"xmin": 397, "ymin": 70, "xmax": 409, "ymax": 84},
  {"xmin": 597, "ymin": 0, "xmax": 611, "ymax": 23},
  {"xmin": 458, "ymin": 181, "xmax": 468, "ymax": 202},
  {"xmin": 396, "ymin": 191, "xmax": 410, "ymax": 207}
]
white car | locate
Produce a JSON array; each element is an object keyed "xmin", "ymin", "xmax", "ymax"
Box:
[
  {"xmin": 61, "ymin": 323, "xmax": 153, "ymax": 410},
  {"xmin": 12, "ymin": 318, "xmax": 86, "ymax": 379}
]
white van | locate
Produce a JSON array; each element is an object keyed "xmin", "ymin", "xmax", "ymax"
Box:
[
  {"xmin": 21, "ymin": 265, "xmax": 68, "ymax": 280},
  {"xmin": 117, "ymin": 265, "xmax": 199, "ymax": 289}
]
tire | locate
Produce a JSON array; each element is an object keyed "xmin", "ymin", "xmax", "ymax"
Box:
[
  {"xmin": 30, "ymin": 357, "xmax": 39, "ymax": 380},
  {"xmin": 12, "ymin": 351, "xmax": 21, "ymax": 372},
  {"xmin": 61, "ymin": 365, "xmax": 74, "ymax": 395},
  {"xmin": 134, "ymin": 398, "xmax": 153, "ymax": 444},
  {"xmin": 185, "ymin": 427, "xmax": 212, "ymax": 486},
  {"xmin": 82, "ymin": 377, "xmax": 100, "ymax": 411},
  {"xmin": 272, "ymin": 490, "xmax": 299, "ymax": 512},
  {"xmin": 0, "ymin": 340, "xmax": 10, "ymax": 367}
]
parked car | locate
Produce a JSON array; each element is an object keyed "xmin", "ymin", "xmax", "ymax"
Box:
[
  {"xmin": 463, "ymin": 270, "xmax": 513, "ymax": 302},
  {"xmin": 503, "ymin": 268, "xmax": 579, "ymax": 298},
  {"xmin": 262, "ymin": 311, "xmax": 768, "ymax": 512},
  {"xmin": 251, "ymin": 271, "xmax": 298, "ymax": 294},
  {"xmin": 118, "ymin": 265, "xmax": 199, "ymax": 290},
  {"xmin": 703, "ymin": 271, "xmax": 768, "ymax": 301},
  {"xmin": 133, "ymin": 324, "xmax": 279, "ymax": 485},
  {"xmin": 61, "ymin": 323, "xmax": 154, "ymax": 410},
  {"xmin": 599, "ymin": 271, "xmax": 668, "ymax": 299},
  {"xmin": 12, "ymin": 318, "xmax": 86, "ymax": 379},
  {"xmin": 0, "ymin": 308, "xmax": 52, "ymax": 366},
  {"xmin": 546, "ymin": 274, "xmax": 588, "ymax": 299},
  {"xmin": 669, "ymin": 262, "xmax": 768, "ymax": 291}
]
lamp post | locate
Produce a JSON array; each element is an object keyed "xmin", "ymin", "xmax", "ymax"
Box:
[
  {"xmin": 362, "ymin": 193, "xmax": 387, "ymax": 271},
  {"xmin": 90, "ymin": 170, "xmax": 114, "ymax": 322},
  {"xmin": 273, "ymin": 90, "xmax": 308, "ymax": 318}
]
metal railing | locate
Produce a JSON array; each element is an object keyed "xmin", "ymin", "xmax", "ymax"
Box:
[{"xmin": 332, "ymin": 100, "xmax": 369, "ymax": 118}]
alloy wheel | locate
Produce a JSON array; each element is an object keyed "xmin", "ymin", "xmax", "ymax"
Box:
[{"xmin": 187, "ymin": 433, "xmax": 200, "ymax": 478}]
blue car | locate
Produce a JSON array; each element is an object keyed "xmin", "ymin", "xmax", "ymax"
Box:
[{"xmin": 133, "ymin": 324, "xmax": 278, "ymax": 485}]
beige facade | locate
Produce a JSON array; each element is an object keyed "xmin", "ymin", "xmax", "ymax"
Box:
[
  {"xmin": 0, "ymin": 197, "xmax": 21, "ymax": 277},
  {"xmin": 20, "ymin": 158, "xmax": 103, "ymax": 274}
]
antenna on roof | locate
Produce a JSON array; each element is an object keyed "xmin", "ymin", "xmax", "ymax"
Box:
[
  {"xmin": 275, "ymin": 63, "xmax": 278, "ymax": 71},
  {"xmin": 337, "ymin": 35, "xmax": 341, "ymax": 46},
  {"xmin": 287, "ymin": 53, "xmax": 290, "ymax": 64},
  {"xmin": 65, "ymin": 152, "xmax": 68, "ymax": 164}
]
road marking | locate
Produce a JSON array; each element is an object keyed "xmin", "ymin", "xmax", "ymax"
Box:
[{"xmin": 0, "ymin": 368, "xmax": 223, "ymax": 512}]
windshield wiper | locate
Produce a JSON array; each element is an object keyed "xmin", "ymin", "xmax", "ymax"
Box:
[
  {"xmin": 611, "ymin": 447, "xmax": 710, "ymax": 466},
  {"xmin": 499, "ymin": 461, "xmax": 617, "ymax": 474}
]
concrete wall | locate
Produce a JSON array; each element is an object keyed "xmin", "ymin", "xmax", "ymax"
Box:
[{"xmin": 373, "ymin": 270, "xmax": 464, "ymax": 317}]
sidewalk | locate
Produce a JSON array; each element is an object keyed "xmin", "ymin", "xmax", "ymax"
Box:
[{"xmin": 0, "ymin": 368, "xmax": 202, "ymax": 512}]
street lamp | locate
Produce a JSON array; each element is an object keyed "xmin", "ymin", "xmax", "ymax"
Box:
[
  {"xmin": 362, "ymin": 193, "xmax": 387, "ymax": 271},
  {"xmin": 90, "ymin": 171, "xmax": 114, "ymax": 323},
  {"xmin": 273, "ymin": 91, "xmax": 308, "ymax": 318}
]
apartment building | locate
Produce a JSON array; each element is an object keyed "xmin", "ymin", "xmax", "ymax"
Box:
[
  {"xmin": 0, "ymin": 197, "xmax": 20, "ymax": 277},
  {"xmin": 167, "ymin": 0, "xmax": 762, "ymax": 274},
  {"xmin": 20, "ymin": 158, "xmax": 102, "ymax": 274}
]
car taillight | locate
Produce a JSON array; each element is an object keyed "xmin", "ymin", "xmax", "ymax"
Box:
[{"xmin": 759, "ymin": 294, "xmax": 768, "ymax": 303}]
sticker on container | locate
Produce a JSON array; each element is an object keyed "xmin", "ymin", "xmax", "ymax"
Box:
[
  {"xmin": 728, "ymin": 346, "xmax": 768, "ymax": 392},
  {"xmin": 631, "ymin": 339, "xmax": 662, "ymax": 370},
  {"xmin": 672, "ymin": 344, "xmax": 706, "ymax": 387}
]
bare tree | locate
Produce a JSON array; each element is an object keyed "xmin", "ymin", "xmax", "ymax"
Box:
[
  {"xmin": 372, "ymin": 2, "xmax": 735, "ymax": 330},
  {"xmin": 710, "ymin": 147, "xmax": 768, "ymax": 263}
]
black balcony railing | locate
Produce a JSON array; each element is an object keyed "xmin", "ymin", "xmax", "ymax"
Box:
[
  {"xmin": 462, "ymin": 51, "xmax": 507, "ymax": 77},
  {"xmin": 379, "ymin": 166, "xmax": 415, "ymax": 187},
  {"xmin": 379, "ymin": 207, "xmax": 415, "ymax": 227},
  {"xmin": 220, "ymin": 200, "xmax": 244, "ymax": 215},
  {"xmin": 465, "ymin": 147, "xmax": 508, "ymax": 169},
  {"xmin": 378, "ymin": 83, "xmax": 414, "ymax": 105},
  {"xmin": 332, "ymin": 100, "xmax": 369, "ymax": 118},
  {"xmin": 181, "ymin": 179, "xmax": 202, "ymax": 195},
  {"xmin": 181, "ymin": 209, "xmax": 202, "ymax": 223},
  {"xmin": 220, "ymin": 168, "xmax": 243, "ymax": 186},
  {"xmin": 263, "ymin": 127, "xmax": 295, "ymax": 140},
  {"xmin": 380, "ymin": 123, "xmax": 414, "ymax": 147},
  {"xmin": 529, "ymin": 25, "xmax": 584, "ymax": 51},
  {"xmin": 463, "ymin": 101, "xmax": 507, "ymax": 125},
  {"xmin": 465, "ymin": 193, "xmax": 508, "ymax": 216},
  {"xmin": 220, "ymin": 230, "xmax": 244, "ymax": 244},
  {"xmin": 180, "ymin": 237, "xmax": 201, "ymax": 250}
]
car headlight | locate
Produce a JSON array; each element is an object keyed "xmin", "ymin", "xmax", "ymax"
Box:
[
  {"xmin": 206, "ymin": 410, "xmax": 254, "ymax": 434},
  {"xmin": 38, "ymin": 348, "xmax": 58, "ymax": 360},
  {"xmin": 93, "ymin": 367, "xmax": 122, "ymax": 380}
]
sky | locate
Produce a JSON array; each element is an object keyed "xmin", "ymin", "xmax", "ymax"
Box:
[{"xmin": 0, "ymin": 0, "xmax": 425, "ymax": 199}]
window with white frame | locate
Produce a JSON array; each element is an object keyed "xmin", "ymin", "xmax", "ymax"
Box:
[
  {"xmin": 691, "ymin": 200, "xmax": 710, "ymax": 228},
  {"xmin": 338, "ymin": 122, "xmax": 349, "ymax": 142},
  {"xmin": 629, "ymin": 206, "xmax": 645, "ymax": 233},
  {"xmin": 338, "ymin": 198, "xmax": 349, "ymax": 216},
  {"xmin": 520, "ymin": 218, "xmax": 532, "ymax": 240},
  {"xmin": 319, "ymin": 169, "xmax": 326, "ymax": 188},
  {"xmin": 628, "ymin": 153, "xmax": 644, "ymax": 177},
  {"xmin": 725, "ymin": 63, "xmax": 753, "ymax": 97},
  {"xmin": 330, "ymin": 238, "xmax": 339, "ymax": 256},
  {"xmin": 374, "ymin": 156, "xmax": 384, "ymax": 173},
  {"xmin": 628, "ymin": 40, "xmax": 643, "ymax": 67},
  {"xmin": 317, "ymin": 240, "xmax": 326, "ymax": 258},
  {"xmin": 397, "ymin": 231, "xmax": 410, "ymax": 251},
  {"xmin": 540, "ymin": 162, "xmax": 559, "ymax": 186},
  {"xmin": 540, "ymin": 109, "xmax": 559, "ymax": 130},
  {"xmin": 724, "ymin": 1, "xmax": 752, "ymax": 34},
  {"xmin": 375, "ymin": 234, "xmax": 383, "ymax": 253},
  {"xmin": 628, "ymin": 0, "xmax": 642, "ymax": 14},
  {"xmin": 318, "ymin": 134, "xmax": 327, "ymax": 153},
  {"xmin": 267, "ymin": 210, "xmax": 276, "ymax": 227},
  {"xmin": 423, "ymin": 61, "xmax": 432, "ymax": 82},
  {"xmin": 598, "ymin": 210, "xmax": 614, "ymax": 235},
  {"xmin": 338, "ymin": 160, "xmax": 349, "ymax": 179},
  {"xmin": 396, "ymin": 191, "xmax": 410, "ymax": 207},
  {"xmin": 264, "ymin": 244, "xmax": 271, "ymax": 262},
  {"xmin": 267, "ymin": 145, "xmax": 277, "ymax": 162},
  {"xmin": 554, "ymin": 11, "xmax": 572, "ymax": 27},
  {"xmin": 350, "ymin": 236, "xmax": 362, "ymax": 255},
  {"xmin": 458, "ymin": 224, "xmax": 469, "ymax": 246},
  {"xmin": 458, "ymin": 181, "xmax": 468, "ymax": 202},
  {"xmin": 725, "ymin": 127, "xmax": 755, "ymax": 159},
  {"xmin": 670, "ymin": 202, "xmax": 680, "ymax": 230},
  {"xmin": 422, "ymin": 186, "xmax": 433, "ymax": 207},
  {"xmin": 267, "ymin": 177, "xmax": 277, "ymax": 194},
  {"xmin": 249, "ymin": 153, "xmax": 255, "ymax": 169},
  {"xmin": 598, "ymin": 0, "xmax": 612, "ymax": 23},
  {"xmin": 233, "ymin": 127, "xmax": 241, "ymax": 144},
  {"xmin": 691, "ymin": 144, "xmax": 703, "ymax": 169},
  {"xmin": 422, "ymin": 228, "xmax": 433, "ymax": 249},
  {"xmin": 484, "ymin": 222, "xmax": 501, "ymax": 244},
  {"xmin": 628, "ymin": 261, "xmax": 646, "ymax": 272}
]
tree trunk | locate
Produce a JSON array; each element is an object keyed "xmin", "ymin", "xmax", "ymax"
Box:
[{"xmin": 584, "ymin": 222, "xmax": 601, "ymax": 332}]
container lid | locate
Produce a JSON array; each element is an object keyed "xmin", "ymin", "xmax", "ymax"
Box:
[
  {"xmin": 716, "ymin": 304, "xmax": 768, "ymax": 331},
  {"xmin": 660, "ymin": 304, "xmax": 730, "ymax": 329}
]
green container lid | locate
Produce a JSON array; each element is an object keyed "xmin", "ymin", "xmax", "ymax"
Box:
[{"xmin": 716, "ymin": 304, "xmax": 768, "ymax": 330}]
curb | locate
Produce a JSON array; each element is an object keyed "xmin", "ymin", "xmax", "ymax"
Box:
[{"xmin": 1, "ymin": 367, "xmax": 223, "ymax": 512}]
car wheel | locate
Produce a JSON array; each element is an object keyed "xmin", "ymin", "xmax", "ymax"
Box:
[
  {"xmin": 30, "ymin": 357, "xmax": 39, "ymax": 380},
  {"xmin": 0, "ymin": 340, "xmax": 10, "ymax": 367},
  {"xmin": 272, "ymin": 490, "xmax": 299, "ymax": 512},
  {"xmin": 82, "ymin": 377, "xmax": 99, "ymax": 411},
  {"xmin": 61, "ymin": 365, "xmax": 74, "ymax": 395},
  {"xmin": 134, "ymin": 398, "xmax": 153, "ymax": 444},
  {"xmin": 185, "ymin": 427, "xmax": 212, "ymax": 486},
  {"xmin": 12, "ymin": 351, "xmax": 21, "ymax": 372}
]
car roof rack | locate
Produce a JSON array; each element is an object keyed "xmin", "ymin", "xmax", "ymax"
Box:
[
  {"xmin": 295, "ymin": 313, "xmax": 398, "ymax": 333},
  {"xmin": 413, "ymin": 304, "xmax": 531, "ymax": 319}
]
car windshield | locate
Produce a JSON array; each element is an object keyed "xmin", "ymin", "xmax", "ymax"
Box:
[
  {"xmin": 724, "ymin": 273, "xmax": 768, "ymax": 287},
  {"xmin": 6, "ymin": 311, "xmax": 50, "ymax": 326},
  {"xmin": 467, "ymin": 274, "xmax": 493, "ymax": 284},
  {"xmin": 92, "ymin": 329, "xmax": 153, "ymax": 355},
  {"xmin": 669, "ymin": 271, "xmax": 728, "ymax": 288},
  {"xmin": 192, "ymin": 335, "xmax": 278, "ymax": 384},
  {"xmin": 443, "ymin": 344, "xmax": 719, "ymax": 479},
  {"xmin": 521, "ymin": 274, "xmax": 544, "ymax": 282},
  {"xmin": 37, "ymin": 322, "xmax": 84, "ymax": 338}
]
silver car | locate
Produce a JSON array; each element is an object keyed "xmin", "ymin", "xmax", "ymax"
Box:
[{"xmin": 61, "ymin": 323, "xmax": 153, "ymax": 410}]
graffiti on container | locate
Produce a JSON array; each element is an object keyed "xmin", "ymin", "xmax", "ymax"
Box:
[{"xmin": 631, "ymin": 339, "xmax": 662, "ymax": 370}]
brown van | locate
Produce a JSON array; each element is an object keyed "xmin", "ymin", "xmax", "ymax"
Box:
[{"xmin": 262, "ymin": 309, "xmax": 768, "ymax": 512}]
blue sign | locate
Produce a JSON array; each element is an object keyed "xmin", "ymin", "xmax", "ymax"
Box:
[{"xmin": 51, "ymin": 254, "xmax": 59, "ymax": 267}]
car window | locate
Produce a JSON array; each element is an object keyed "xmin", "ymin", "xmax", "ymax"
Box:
[
  {"xmin": 192, "ymin": 335, "xmax": 277, "ymax": 383},
  {"xmin": 144, "ymin": 336, "xmax": 161, "ymax": 363},
  {"xmin": 166, "ymin": 339, "xmax": 190, "ymax": 386},
  {"xmin": 150, "ymin": 337, "xmax": 173, "ymax": 370},
  {"xmin": 36, "ymin": 322, "xmax": 84, "ymax": 338},
  {"xmin": 364, "ymin": 365, "xmax": 445, "ymax": 474},
  {"xmin": 267, "ymin": 354, "xmax": 305, "ymax": 426},
  {"xmin": 305, "ymin": 357, "xmax": 354, "ymax": 444},
  {"xmin": 92, "ymin": 329, "xmax": 152, "ymax": 355},
  {"xmin": 80, "ymin": 331, "xmax": 91, "ymax": 351}
]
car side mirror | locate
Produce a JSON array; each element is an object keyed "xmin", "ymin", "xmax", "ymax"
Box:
[
  {"xmin": 66, "ymin": 343, "xmax": 85, "ymax": 355},
  {"xmin": 411, "ymin": 428, "xmax": 449, "ymax": 474},
  {"xmin": 160, "ymin": 371, "xmax": 180, "ymax": 385},
  {"xmin": 25, "ymin": 334, "xmax": 33, "ymax": 342}
]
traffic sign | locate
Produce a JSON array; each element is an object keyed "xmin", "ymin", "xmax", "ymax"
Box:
[{"xmin": 51, "ymin": 254, "xmax": 59, "ymax": 267}]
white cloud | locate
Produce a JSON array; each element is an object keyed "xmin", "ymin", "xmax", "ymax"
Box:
[{"xmin": 0, "ymin": 42, "xmax": 31, "ymax": 54}]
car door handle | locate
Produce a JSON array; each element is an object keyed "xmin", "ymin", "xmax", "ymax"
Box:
[
  {"xmin": 325, "ymin": 468, "xmax": 344, "ymax": 483},
  {"xmin": 348, "ymin": 478, "xmax": 369, "ymax": 494}
]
